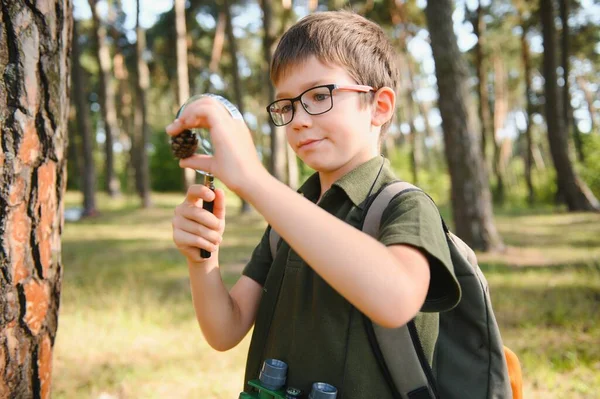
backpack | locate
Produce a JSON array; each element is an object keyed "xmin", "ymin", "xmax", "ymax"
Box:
[{"xmin": 268, "ymin": 181, "xmax": 521, "ymax": 399}]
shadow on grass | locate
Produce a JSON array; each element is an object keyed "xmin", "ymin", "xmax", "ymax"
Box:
[
  {"xmin": 500, "ymin": 232, "xmax": 600, "ymax": 248},
  {"xmin": 480, "ymin": 260, "xmax": 600, "ymax": 274},
  {"xmin": 485, "ymin": 262, "xmax": 600, "ymax": 376}
]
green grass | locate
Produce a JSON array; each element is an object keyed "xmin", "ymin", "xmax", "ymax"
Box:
[{"xmin": 53, "ymin": 191, "xmax": 600, "ymax": 398}]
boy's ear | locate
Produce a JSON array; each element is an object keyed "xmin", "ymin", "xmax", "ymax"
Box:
[{"xmin": 371, "ymin": 87, "xmax": 395, "ymax": 127}]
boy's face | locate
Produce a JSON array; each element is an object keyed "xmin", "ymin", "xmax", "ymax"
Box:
[{"xmin": 273, "ymin": 56, "xmax": 379, "ymax": 179}]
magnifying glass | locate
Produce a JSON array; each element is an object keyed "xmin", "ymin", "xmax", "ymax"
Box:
[{"xmin": 173, "ymin": 94, "xmax": 243, "ymax": 258}]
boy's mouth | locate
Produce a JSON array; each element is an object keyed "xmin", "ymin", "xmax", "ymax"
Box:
[{"xmin": 298, "ymin": 138, "xmax": 323, "ymax": 149}]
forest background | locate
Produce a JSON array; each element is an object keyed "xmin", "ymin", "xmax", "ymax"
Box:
[{"xmin": 0, "ymin": 0, "xmax": 599, "ymax": 397}]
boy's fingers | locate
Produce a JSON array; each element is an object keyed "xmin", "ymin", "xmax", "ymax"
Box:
[
  {"xmin": 180, "ymin": 154, "xmax": 213, "ymax": 176},
  {"xmin": 212, "ymin": 189, "xmax": 226, "ymax": 221},
  {"xmin": 176, "ymin": 206, "xmax": 221, "ymax": 230},
  {"xmin": 165, "ymin": 98, "xmax": 225, "ymax": 137},
  {"xmin": 173, "ymin": 229, "xmax": 218, "ymax": 253},
  {"xmin": 174, "ymin": 217, "xmax": 222, "ymax": 245},
  {"xmin": 185, "ymin": 184, "xmax": 216, "ymax": 205},
  {"xmin": 165, "ymin": 118, "xmax": 184, "ymax": 136}
]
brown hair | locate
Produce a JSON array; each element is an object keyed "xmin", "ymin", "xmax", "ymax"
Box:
[{"xmin": 270, "ymin": 10, "xmax": 400, "ymax": 135}]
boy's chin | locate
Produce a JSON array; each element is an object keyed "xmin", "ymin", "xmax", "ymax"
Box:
[{"xmin": 302, "ymin": 157, "xmax": 340, "ymax": 174}]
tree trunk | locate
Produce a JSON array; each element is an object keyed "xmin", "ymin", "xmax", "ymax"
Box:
[
  {"xmin": 89, "ymin": 0, "xmax": 120, "ymax": 197},
  {"xmin": 425, "ymin": 0, "xmax": 504, "ymax": 251},
  {"xmin": 406, "ymin": 56, "xmax": 430, "ymax": 166},
  {"xmin": 576, "ymin": 76, "xmax": 598, "ymax": 134},
  {"xmin": 474, "ymin": 0, "xmax": 493, "ymax": 167},
  {"xmin": 112, "ymin": 52, "xmax": 137, "ymax": 195},
  {"xmin": 519, "ymin": 18, "xmax": 535, "ymax": 205},
  {"xmin": 397, "ymin": 45, "xmax": 419, "ymax": 184},
  {"xmin": 539, "ymin": 0, "xmax": 599, "ymax": 211},
  {"xmin": 66, "ymin": 112, "xmax": 81, "ymax": 190},
  {"xmin": 559, "ymin": 0, "xmax": 584, "ymax": 163},
  {"xmin": 204, "ymin": 11, "xmax": 226, "ymax": 93},
  {"xmin": 222, "ymin": 0, "xmax": 252, "ymax": 213},
  {"xmin": 72, "ymin": 19, "xmax": 97, "ymax": 217},
  {"xmin": 175, "ymin": 0, "xmax": 196, "ymax": 190},
  {"xmin": 259, "ymin": 0, "xmax": 286, "ymax": 181},
  {"xmin": 492, "ymin": 55, "xmax": 507, "ymax": 204},
  {"xmin": 135, "ymin": 0, "xmax": 151, "ymax": 208},
  {"xmin": 0, "ymin": 1, "xmax": 71, "ymax": 396},
  {"xmin": 393, "ymin": 0, "xmax": 432, "ymax": 163},
  {"xmin": 416, "ymin": 81, "xmax": 435, "ymax": 163}
]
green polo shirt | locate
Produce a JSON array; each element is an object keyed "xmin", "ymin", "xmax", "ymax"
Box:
[{"xmin": 242, "ymin": 156, "xmax": 460, "ymax": 398}]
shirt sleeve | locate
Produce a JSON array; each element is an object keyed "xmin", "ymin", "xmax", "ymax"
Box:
[
  {"xmin": 377, "ymin": 190, "xmax": 461, "ymax": 312},
  {"xmin": 242, "ymin": 225, "xmax": 274, "ymax": 286}
]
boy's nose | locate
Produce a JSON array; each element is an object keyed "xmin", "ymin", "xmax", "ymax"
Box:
[{"xmin": 290, "ymin": 103, "xmax": 312, "ymax": 130}]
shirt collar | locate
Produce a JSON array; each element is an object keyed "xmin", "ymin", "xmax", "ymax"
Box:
[{"xmin": 298, "ymin": 156, "xmax": 393, "ymax": 208}]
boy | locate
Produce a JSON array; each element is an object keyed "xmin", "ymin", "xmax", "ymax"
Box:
[{"xmin": 167, "ymin": 11, "xmax": 460, "ymax": 397}]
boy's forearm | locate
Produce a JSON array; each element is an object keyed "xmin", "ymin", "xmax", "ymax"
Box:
[
  {"xmin": 240, "ymin": 170, "xmax": 427, "ymax": 328},
  {"xmin": 187, "ymin": 257, "xmax": 245, "ymax": 351}
]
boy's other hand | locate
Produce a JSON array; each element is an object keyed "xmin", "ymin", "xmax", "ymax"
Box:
[
  {"xmin": 172, "ymin": 184, "xmax": 226, "ymax": 265},
  {"xmin": 165, "ymin": 96, "xmax": 264, "ymax": 195}
]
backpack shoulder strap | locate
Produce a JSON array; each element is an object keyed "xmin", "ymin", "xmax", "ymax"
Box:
[
  {"xmin": 362, "ymin": 181, "xmax": 419, "ymax": 236},
  {"xmin": 363, "ymin": 181, "xmax": 437, "ymax": 399}
]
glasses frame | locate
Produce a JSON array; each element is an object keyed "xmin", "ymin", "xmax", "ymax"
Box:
[{"xmin": 266, "ymin": 83, "xmax": 374, "ymax": 127}]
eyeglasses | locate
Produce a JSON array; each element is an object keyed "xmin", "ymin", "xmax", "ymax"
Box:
[{"xmin": 266, "ymin": 84, "xmax": 374, "ymax": 127}]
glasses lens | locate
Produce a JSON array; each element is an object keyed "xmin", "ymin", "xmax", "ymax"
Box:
[
  {"xmin": 301, "ymin": 86, "xmax": 333, "ymax": 115},
  {"xmin": 269, "ymin": 100, "xmax": 293, "ymax": 126}
]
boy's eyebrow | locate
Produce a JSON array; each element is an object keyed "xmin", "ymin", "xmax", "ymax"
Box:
[{"xmin": 275, "ymin": 80, "xmax": 327, "ymax": 99}]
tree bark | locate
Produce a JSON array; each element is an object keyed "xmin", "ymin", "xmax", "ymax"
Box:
[
  {"xmin": 89, "ymin": 0, "xmax": 120, "ymax": 197},
  {"xmin": 539, "ymin": 0, "xmax": 599, "ymax": 211},
  {"xmin": 259, "ymin": 0, "xmax": 286, "ymax": 182},
  {"xmin": 425, "ymin": 0, "xmax": 504, "ymax": 251},
  {"xmin": 175, "ymin": 0, "xmax": 196, "ymax": 190},
  {"xmin": 134, "ymin": 0, "xmax": 151, "ymax": 208},
  {"xmin": 519, "ymin": 18, "xmax": 535, "ymax": 205},
  {"xmin": 0, "ymin": 1, "xmax": 71, "ymax": 396},
  {"xmin": 72, "ymin": 19, "xmax": 97, "ymax": 217}
]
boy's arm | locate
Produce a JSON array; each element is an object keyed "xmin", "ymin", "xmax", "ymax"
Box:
[
  {"xmin": 240, "ymin": 171, "xmax": 430, "ymax": 329},
  {"xmin": 188, "ymin": 260, "xmax": 263, "ymax": 351},
  {"xmin": 174, "ymin": 185, "xmax": 263, "ymax": 351}
]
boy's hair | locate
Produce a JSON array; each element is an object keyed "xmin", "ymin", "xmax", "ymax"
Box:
[{"xmin": 271, "ymin": 10, "xmax": 400, "ymax": 138}]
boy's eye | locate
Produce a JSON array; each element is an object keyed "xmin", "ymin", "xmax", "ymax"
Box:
[
  {"xmin": 313, "ymin": 93, "xmax": 330, "ymax": 102},
  {"xmin": 280, "ymin": 104, "xmax": 293, "ymax": 113}
]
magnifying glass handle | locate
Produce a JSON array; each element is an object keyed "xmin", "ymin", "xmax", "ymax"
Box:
[{"xmin": 201, "ymin": 175, "xmax": 216, "ymax": 259}]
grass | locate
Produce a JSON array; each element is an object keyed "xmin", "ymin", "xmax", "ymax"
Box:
[{"xmin": 53, "ymin": 191, "xmax": 600, "ymax": 398}]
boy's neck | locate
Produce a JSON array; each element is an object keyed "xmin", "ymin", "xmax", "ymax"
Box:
[{"xmin": 316, "ymin": 151, "xmax": 380, "ymax": 200}]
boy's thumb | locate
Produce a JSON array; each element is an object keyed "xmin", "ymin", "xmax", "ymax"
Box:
[
  {"xmin": 179, "ymin": 154, "xmax": 213, "ymax": 175},
  {"xmin": 212, "ymin": 188, "xmax": 226, "ymax": 220}
]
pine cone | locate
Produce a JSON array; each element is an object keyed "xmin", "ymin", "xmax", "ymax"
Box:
[{"xmin": 171, "ymin": 130, "xmax": 198, "ymax": 159}]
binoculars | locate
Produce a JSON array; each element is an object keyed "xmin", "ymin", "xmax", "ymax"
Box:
[{"xmin": 239, "ymin": 359, "xmax": 338, "ymax": 399}]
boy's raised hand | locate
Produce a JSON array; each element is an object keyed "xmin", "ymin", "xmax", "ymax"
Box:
[
  {"xmin": 172, "ymin": 184, "xmax": 226, "ymax": 264},
  {"xmin": 165, "ymin": 96, "xmax": 264, "ymax": 195}
]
